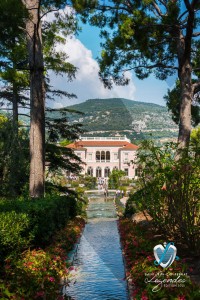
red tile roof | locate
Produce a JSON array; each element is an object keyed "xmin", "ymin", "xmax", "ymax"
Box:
[
  {"xmin": 67, "ymin": 140, "xmax": 138, "ymax": 150},
  {"xmin": 119, "ymin": 144, "xmax": 138, "ymax": 150}
]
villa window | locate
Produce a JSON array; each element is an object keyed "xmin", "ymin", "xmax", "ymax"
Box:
[
  {"xmin": 113, "ymin": 166, "xmax": 118, "ymax": 171},
  {"xmin": 124, "ymin": 168, "xmax": 129, "ymax": 176},
  {"xmin": 101, "ymin": 151, "xmax": 105, "ymax": 162},
  {"xmin": 104, "ymin": 167, "xmax": 110, "ymax": 178},
  {"xmin": 96, "ymin": 167, "xmax": 102, "ymax": 177},
  {"xmin": 88, "ymin": 153, "xmax": 92, "ymax": 161},
  {"xmin": 106, "ymin": 151, "xmax": 110, "ymax": 162},
  {"xmin": 124, "ymin": 153, "xmax": 129, "ymax": 162},
  {"xmin": 96, "ymin": 151, "xmax": 100, "ymax": 162},
  {"xmin": 87, "ymin": 167, "xmax": 93, "ymax": 176},
  {"xmin": 96, "ymin": 150, "xmax": 110, "ymax": 162},
  {"xmin": 114, "ymin": 153, "xmax": 118, "ymax": 160}
]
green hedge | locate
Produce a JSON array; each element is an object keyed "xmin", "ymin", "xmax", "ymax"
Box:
[
  {"xmin": 0, "ymin": 211, "xmax": 32, "ymax": 260},
  {"xmin": 0, "ymin": 194, "xmax": 78, "ymax": 260},
  {"xmin": 124, "ymin": 191, "xmax": 140, "ymax": 217}
]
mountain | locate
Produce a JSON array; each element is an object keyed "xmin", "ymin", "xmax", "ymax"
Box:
[{"xmin": 50, "ymin": 98, "xmax": 179, "ymax": 142}]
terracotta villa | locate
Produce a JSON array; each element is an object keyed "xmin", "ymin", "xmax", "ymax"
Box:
[{"xmin": 67, "ymin": 136, "xmax": 139, "ymax": 179}]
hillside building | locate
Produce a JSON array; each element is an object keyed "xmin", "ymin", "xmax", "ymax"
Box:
[{"xmin": 67, "ymin": 136, "xmax": 139, "ymax": 179}]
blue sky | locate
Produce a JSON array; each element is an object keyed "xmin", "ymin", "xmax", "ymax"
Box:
[
  {"xmin": 77, "ymin": 22, "xmax": 176, "ymax": 106},
  {"xmin": 50, "ymin": 13, "xmax": 176, "ymax": 108}
]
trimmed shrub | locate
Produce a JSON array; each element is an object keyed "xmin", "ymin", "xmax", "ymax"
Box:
[
  {"xmin": 81, "ymin": 176, "xmax": 97, "ymax": 189},
  {"xmin": 125, "ymin": 193, "xmax": 138, "ymax": 216},
  {"xmin": 0, "ymin": 193, "xmax": 79, "ymax": 260},
  {"xmin": 0, "ymin": 211, "xmax": 32, "ymax": 260}
]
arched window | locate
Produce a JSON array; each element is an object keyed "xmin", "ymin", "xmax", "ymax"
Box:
[
  {"xmin": 96, "ymin": 167, "xmax": 102, "ymax": 177},
  {"xmin": 113, "ymin": 166, "xmax": 118, "ymax": 171},
  {"xmin": 96, "ymin": 151, "xmax": 100, "ymax": 162},
  {"xmin": 106, "ymin": 151, "xmax": 110, "ymax": 162},
  {"xmin": 104, "ymin": 167, "xmax": 110, "ymax": 178},
  {"xmin": 101, "ymin": 151, "xmax": 105, "ymax": 162},
  {"xmin": 87, "ymin": 167, "xmax": 93, "ymax": 176}
]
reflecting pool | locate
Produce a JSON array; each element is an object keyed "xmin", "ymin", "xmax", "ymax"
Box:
[{"xmin": 63, "ymin": 192, "xmax": 129, "ymax": 300}]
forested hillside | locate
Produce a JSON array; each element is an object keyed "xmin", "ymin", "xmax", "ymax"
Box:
[{"xmin": 50, "ymin": 98, "xmax": 178, "ymax": 142}]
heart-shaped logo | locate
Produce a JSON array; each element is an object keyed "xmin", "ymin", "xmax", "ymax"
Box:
[{"xmin": 154, "ymin": 242, "xmax": 179, "ymax": 268}]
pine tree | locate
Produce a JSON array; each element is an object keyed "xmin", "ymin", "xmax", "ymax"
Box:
[
  {"xmin": 78, "ymin": 0, "xmax": 200, "ymax": 148},
  {"xmin": 1, "ymin": 0, "xmax": 80, "ymax": 197}
]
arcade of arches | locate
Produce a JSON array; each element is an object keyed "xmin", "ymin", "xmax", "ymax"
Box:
[
  {"xmin": 96, "ymin": 151, "xmax": 110, "ymax": 162},
  {"xmin": 87, "ymin": 166, "xmax": 118, "ymax": 178}
]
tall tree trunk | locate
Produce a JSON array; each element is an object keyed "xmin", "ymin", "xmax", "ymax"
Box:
[
  {"xmin": 10, "ymin": 82, "xmax": 19, "ymax": 195},
  {"xmin": 178, "ymin": 61, "xmax": 192, "ymax": 149},
  {"xmin": 22, "ymin": 0, "xmax": 45, "ymax": 198},
  {"xmin": 176, "ymin": 3, "xmax": 194, "ymax": 150},
  {"xmin": 12, "ymin": 81, "xmax": 19, "ymax": 138}
]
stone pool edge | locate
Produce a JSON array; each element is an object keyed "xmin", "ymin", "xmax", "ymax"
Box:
[
  {"xmin": 117, "ymin": 220, "xmax": 134, "ymax": 300},
  {"xmin": 115, "ymin": 201, "xmax": 133, "ymax": 300}
]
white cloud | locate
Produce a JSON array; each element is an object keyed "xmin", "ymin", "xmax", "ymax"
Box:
[{"xmin": 48, "ymin": 36, "xmax": 136, "ymax": 108}]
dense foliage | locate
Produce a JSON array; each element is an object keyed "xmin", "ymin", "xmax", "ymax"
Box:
[
  {"xmin": 0, "ymin": 113, "xmax": 83, "ymax": 197},
  {"xmin": 0, "ymin": 193, "xmax": 82, "ymax": 261},
  {"xmin": 128, "ymin": 140, "xmax": 200, "ymax": 254},
  {"xmin": 78, "ymin": 175, "xmax": 97, "ymax": 189},
  {"xmin": 0, "ymin": 115, "xmax": 29, "ymax": 196},
  {"xmin": 0, "ymin": 0, "xmax": 80, "ymax": 197},
  {"xmin": 164, "ymin": 81, "xmax": 200, "ymax": 127},
  {"xmin": 0, "ymin": 217, "xmax": 85, "ymax": 300},
  {"xmin": 108, "ymin": 169, "xmax": 126, "ymax": 189}
]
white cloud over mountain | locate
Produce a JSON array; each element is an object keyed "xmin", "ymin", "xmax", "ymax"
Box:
[{"xmin": 48, "ymin": 37, "xmax": 136, "ymax": 108}]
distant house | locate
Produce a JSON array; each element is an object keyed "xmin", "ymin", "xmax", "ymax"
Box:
[{"xmin": 67, "ymin": 136, "xmax": 138, "ymax": 179}]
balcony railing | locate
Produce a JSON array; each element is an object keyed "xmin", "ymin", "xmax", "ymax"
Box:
[
  {"xmin": 79, "ymin": 136, "xmax": 130, "ymax": 142},
  {"xmin": 96, "ymin": 159, "xmax": 110, "ymax": 162}
]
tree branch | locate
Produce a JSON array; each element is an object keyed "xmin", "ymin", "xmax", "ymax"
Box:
[
  {"xmin": 97, "ymin": 4, "xmax": 131, "ymax": 14},
  {"xmin": 192, "ymin": 80, "xmax": 200, "ymax": 92},
  {"xmin": 192, "ymin": 32, "xmax": 200, "ymax": 37},
  {"xmin": 157, "ymin": 0, "xmax": 168, "ymax": 9},
  {"xmin": 184, "ymin": 1, "xmax": 196, "ymax": 61},
  {"xmin": 152, "ymin": 1, "xmax": 165, "ymax": 17},
  {"xmin": 121, "ymin": 63, "xmax": 178, "ymax": 73},
  {"xmin": 19, "ymin": 113, "xmax": 30, "ymax": 118},
  {"xmin": 184, "ymin": 0, "xmax": 192, "ymax": 12},
  {"xmin": 18, "ymin": 26, "xmax": 33, "ymax": 41},
  {"xmin": 178, "ymin": 10, "xmax": 189, "ymax": 21},
  {"xmin": 40, "ymin": 8, "xmax": 60, "ymax": 20}
]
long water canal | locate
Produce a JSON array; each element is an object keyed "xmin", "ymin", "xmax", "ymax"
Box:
[{"xmin": 63, "ymin": 192, "xmax": 129, "ymax": 300}]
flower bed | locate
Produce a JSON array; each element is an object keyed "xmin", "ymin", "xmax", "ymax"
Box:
[
  {"xmin": 118, "ymin": 218, "xmax": 200, "ymax": 300},
  {"xmin": 0, "ymin": 217, "xmax": 85, "ymax": 300}
]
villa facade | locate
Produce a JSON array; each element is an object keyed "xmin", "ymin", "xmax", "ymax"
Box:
[{"xmin": 67, "ymin": 136, "xmax": 139, "ymax": 179}]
